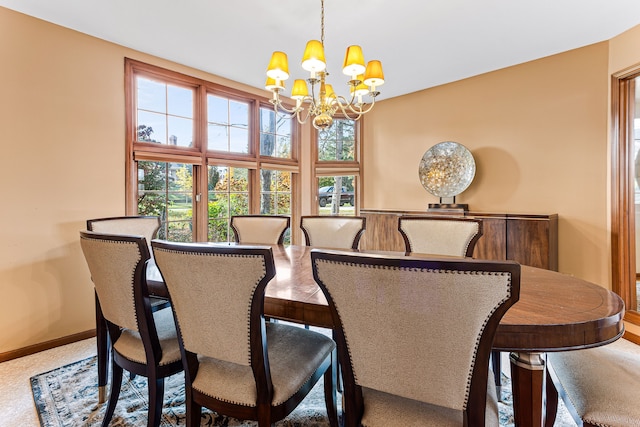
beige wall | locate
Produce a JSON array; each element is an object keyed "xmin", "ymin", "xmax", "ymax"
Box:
[
  {"xmin": 363, "ymin": 43, "xmax": 611, "ymax": 287},
  {"xmin": 0, "ymin": 7, "xmax": 290, "ymax": 354},
  {"xmin": 3, "ymin": 5, "xmax": 640, "ymax": 353}
]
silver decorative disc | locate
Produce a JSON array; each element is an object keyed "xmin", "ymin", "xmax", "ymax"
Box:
[{"xmin": 419, "ymin": 141, "xmax": 476, "ymax": 198}]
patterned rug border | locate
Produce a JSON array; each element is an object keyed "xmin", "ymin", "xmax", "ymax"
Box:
[
  {"xmin": 30, "ymin": 356, "xmax": 335, "ymax": 427},
  {"xmin": 30, "ymin": 355, "xmax": 575, "ymax": 426}
]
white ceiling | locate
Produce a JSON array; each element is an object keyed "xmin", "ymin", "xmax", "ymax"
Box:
[{"xmin": 3, "ymin": 0, "xmax": 640, "ymax": 100}]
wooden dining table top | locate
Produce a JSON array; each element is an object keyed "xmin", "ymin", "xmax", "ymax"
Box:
[{"xmin": 147, "ymin": 243, "xmax": 625, "ymax": 354}]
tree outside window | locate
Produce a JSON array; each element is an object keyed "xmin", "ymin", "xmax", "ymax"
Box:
[{"xmin": 315, "ymin": 118, "xmax": 360, "ymax": 216}]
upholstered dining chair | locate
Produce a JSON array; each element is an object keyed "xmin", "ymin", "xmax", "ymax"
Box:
[
  {"xmin": 151, "ymin": 240, "xmax": 338, "ymax": 427},
  {"xmin": 396, "ymin": 215, "xmax": 507, "ymax": 399},
  {"xmin": 79, "ymin": 231, "xmax": 182, "ymax": 427},
  {"xmin": 86, "ymin": 215, "xmax": 169, "ymax": 403},
  {"xmin": 311, "ymin": 249, "xmax": 520, "ymax": 427},
  {"xmin": 300, "ymin": 215, "xmax": 366, "ymax": 249},
  {"xmin": 546, "ymin": 338, "xmax": 640, "ymax": 427},
  {"xmin": 230, "ymin": 215, "xmax": 290, "ymax": 244},
  {"xmin": 397, "ymin": 215, "xmax": 483, "ymax": 257},
  {"xmin": 87, "ymin": 215, "xmax": 161, "ymax": 248}
]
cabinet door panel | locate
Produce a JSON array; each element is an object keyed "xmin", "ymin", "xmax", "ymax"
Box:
[
  {"xmin": 507, "ymin": 218, "xmax": 557, "ymax": 270},
  {"xmin": 473, "ymin": 217, "xmax": 507, "ymax": 261}
]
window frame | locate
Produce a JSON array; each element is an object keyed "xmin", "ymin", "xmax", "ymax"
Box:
[
  {"xmin": 611, "ymin": 65, "xmax": 640, "ymax": 344},
  {"xmin": 125, "ymin": 59, "xmax": 300, "ymax": 242},
  {"xmin": 311, "ymin": 117, "xmax": 362, "ymax": 215}
]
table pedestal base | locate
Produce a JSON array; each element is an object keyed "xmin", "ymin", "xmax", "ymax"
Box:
[{"xmin": 509, "ymin": 352, "xmax": 547, "ymax": 427}]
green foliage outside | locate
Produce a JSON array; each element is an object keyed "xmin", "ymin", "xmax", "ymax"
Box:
[
  {"xmin": 136, "ymin": 126, "xmax": 193, "ymax": 242},
  {"xmin": 207, "ymin": 168, "xmax": 249, "ymax": 242}
]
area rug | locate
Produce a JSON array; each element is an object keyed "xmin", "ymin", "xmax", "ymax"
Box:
[{"xmin": 31, "ymin": 356, "xmax": 575, "ymax": 426}]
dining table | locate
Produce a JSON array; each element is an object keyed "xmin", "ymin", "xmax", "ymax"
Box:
[{"xmin": 141, "ymin": 243, "xmax": 625, "ymax": 427}]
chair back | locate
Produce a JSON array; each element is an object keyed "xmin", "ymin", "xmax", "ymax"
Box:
[
  {"xmin": 230, "ymin": 215, "xmax": 290, "ymax": 245},
  {"xmin": 398, "ymin": 216, "xmax": 482, "ymax": 257},
  {"xmin": 152, "ymin": 241, "xmax": 275, "ymax": 367},
  {"xmin": 87, "ymin": 216, "xmax": 161, "ymax": 253},
  {"xmin": 311, "ymin": 249, "xmax": 520, "ymax": 422},
  {"xmin": 300, "ymin": 216, "xmax": 366, "ymax": 249},
  {"xmin": 79, "ymin": 230, "xmax": 153, "ymax": 335}
]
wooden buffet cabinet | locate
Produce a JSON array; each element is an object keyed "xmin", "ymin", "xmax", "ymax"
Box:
[{"xmin": 359, "ymin": 209, "xmax": 558, "ymax": 271}]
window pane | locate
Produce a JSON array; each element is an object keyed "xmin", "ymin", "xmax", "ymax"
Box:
[
  {"xmin": 137, "ymin": 111, "xmax": 166, "ymax": 144},
  {"xmin": 277, "ymin": 194, "xmax": 291, "ymax": 215},
  {"xmin": 260, "ymin": 108, "xmax": 275, "ymax": 133},
  {"xmin": 229, "ymin": 127, "xmax": 249, "ymax": 153},
  {"xmin": 259, "ymin": 169, "xmax": 291, "ymax": 243},
  {"xmin": 136, "ymin": 77, "xmax": 194, "ymax": 148},
  {"xmin": 137, "ymin": 77, "xmax": 166, "ymax": 113},
  {"xmin": 208, "ymin": 95, "xmax": 228, "ymax": 124},
  {"xmin": 167, "ymin": 85, "xmax": 193, "ymax": 117},
  {"xmin": 317, "ymin": 175, "xmax": 355, "ymax": 216},
  {"xmin": 208, "ymin": 124, "xmax": 229, "ymax": 151},
  {"xmin": 207, "ymin": 94, "xmax": 250, "ymax": 153},
  {"xmin": 260, "ymin": 106, "xmax": 292, "ymax": 158},
  {"xmin": 137, "ymin": 161, "xmax": 193, "ymax": 241},
  {"xmin": 208, "ymin": 166, "xmax": 249, "ymax": 242},
  {"xmin": 260, "ymin": 169, "xmax": 291, "ymax": 215},
  {"xmin": 168, "ymin": 116, "xmax": 194, "ymax": 147},
  {"xmin": 229, "ymin": 100, "xmax": 249, "ymax": 129},
  {"xmin": 260, "ymin": 132, "xmax": 275, "ymax": 156},
  {"xmin": 318, "ymin": 118, "xmax": 355, "ymax": 161},
  {"xmin": 277, "ymin": 135, "xmax": 291, "ymax": 157}
]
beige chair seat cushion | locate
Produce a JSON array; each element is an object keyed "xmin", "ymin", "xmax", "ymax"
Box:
[
  {"xmin": 113, "ymin": 307, "xmax": 181, "ymax": 366},
  {"xmin": 360, "ymin": 371, "xmax": 499, "ymax": 427},
  {"xmin": 548, "ymin": 338, "xmax": 640, "ymax": 427},
  {"xmin": 192, "ymin": 323, "xmax": 335, "ymax": 407}
]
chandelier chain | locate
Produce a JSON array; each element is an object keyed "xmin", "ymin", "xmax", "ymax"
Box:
[{"xmin": 320, "ymin": 0, "xmax": 325, "ymax": 45}]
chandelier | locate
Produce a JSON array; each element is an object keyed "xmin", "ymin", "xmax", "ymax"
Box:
[{"xmin": 265, "ymin": 0, "xmax": 385, "ymax": 130}]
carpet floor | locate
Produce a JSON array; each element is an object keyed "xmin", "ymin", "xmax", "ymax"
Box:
[{"xmin": 30, "ymin": 356, "xmax": 576, "ymax": 426}]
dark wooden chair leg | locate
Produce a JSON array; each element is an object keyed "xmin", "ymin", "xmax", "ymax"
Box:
[
  {"xmin": 147, "ymin": 376, "xmax": 165, "ymax": 427},
  {"xmin": 491, "ymin": 349, "xmax": 502, "ymax": 400},
  {"xmin": 96, "ymin": 293, "xmax": 109, "ymax": 404},
  {"xmin": 185, "ymin": 394, "xmax": 202, "ymax": 427},
  {"xmin": 544, "ymin": 367, "xmax": 558, "ymax": 427},
  {"xmin": 324, "ymin": 349, "xmax": 339, "ymax": 427},
  {"xmin": 102, "ymin": 362, "xmax": 123, "ymax": 427},
  {"xmin": 331, "ymin": 329, "xmax": 343, "ymax": 393}
]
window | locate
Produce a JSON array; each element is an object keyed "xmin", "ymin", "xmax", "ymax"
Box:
[
  {"xmin": 126, "ymin": 59, "xmax": 298, "ymax": 242},
  {"xmin": 313, "ymin": 118, "xmax": 361, "ymax": 216}
]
